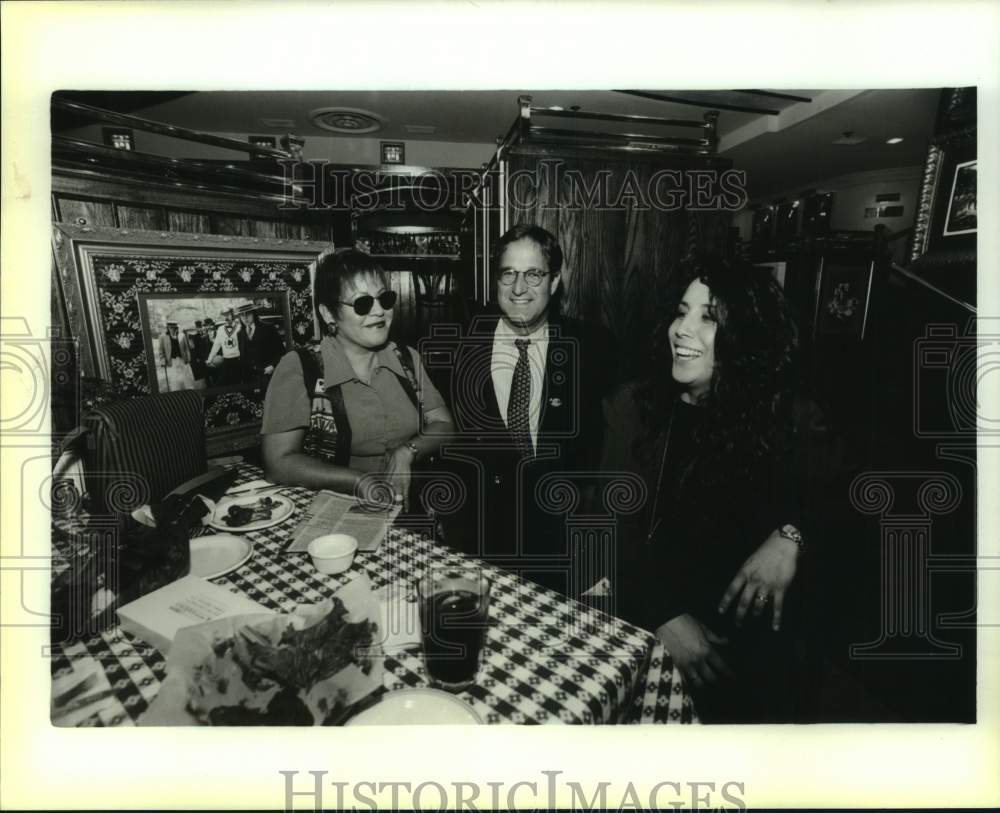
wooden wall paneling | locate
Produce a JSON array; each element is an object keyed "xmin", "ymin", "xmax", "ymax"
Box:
[
  {"xmin": 116, "ymin": 204, "xmax": 166, "ymax": 231},
  {"xmin": 507, "ymin": 152, "xmax": 731, "ymax": 380},
  {"xmin": 210, "ymin": 214, "xmax": 251, "ymax": 236},
  {"xmin": 248, "ymin": 219, "xmax": 276, "ymax": 238},
  {"xmin": 263, "ymin": 220, "xmax": 298, "ymax": 239},
  {"xmin": 167, "ymin": 209, "xmax": 211, "ymax": 232},
  {"xmin": 54, "ymin": 196, "xmax": 117, "ymax": 227},
  {"xmin": 300, "ymin": 222, "xmax": 325, "ymax": 242}
]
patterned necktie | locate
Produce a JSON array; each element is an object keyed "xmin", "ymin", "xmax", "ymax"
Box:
[{"xmin": 507, "ymin": 338, "xmax": 533, "ymax": 459}]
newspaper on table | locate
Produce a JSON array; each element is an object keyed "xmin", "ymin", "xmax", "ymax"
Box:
[
  {"xmin": 285, "ymin": 489, "xmax": 400, "ymax": 553},
  {"xmin": 140, "ymin": 575, "xmax": 384, "ymax": 725}
]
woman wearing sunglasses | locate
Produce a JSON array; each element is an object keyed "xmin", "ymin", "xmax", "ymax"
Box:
[{"xmin": 261, "ymin": 248, "xmax": 455, "ymax": 506}]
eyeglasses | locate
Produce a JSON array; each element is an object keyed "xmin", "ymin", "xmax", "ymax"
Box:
[
  {"xmin": 338, "ymin": 290, "xmax": 397, "ymax": 316},
  {"xmin": 497, "ymin": 269, "xmax": 549, "ymax": 287}
]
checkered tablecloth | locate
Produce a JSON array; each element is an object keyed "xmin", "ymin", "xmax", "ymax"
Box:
[{"xmin": 51, "ymin": 465, "xmax": 697, "ymax": 726}]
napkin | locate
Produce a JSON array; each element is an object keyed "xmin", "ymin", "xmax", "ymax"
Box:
[{"xmin": 140, "ymin": 575, "xmax": 384, "ymax": 726}]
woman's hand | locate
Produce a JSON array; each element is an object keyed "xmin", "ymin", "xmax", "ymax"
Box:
[
  {"xmin": 656, "ymin": 614, "xmax": 734, "ymax": 689},
  {"xmin": 718, "ymin": 529, "xmax": 799, "ymax": 631},
  {"xmin": 354, "ymin": 474, "xmax": 397, "ymax": 508},
  {"xmin": 380, "ymin": 444, "xmax": 416, "ymax": 510}
]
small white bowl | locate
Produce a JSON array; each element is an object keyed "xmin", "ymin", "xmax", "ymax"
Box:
[{"xmin": 307, "ymin": 533, "xmax": 358, "ymax": 574}]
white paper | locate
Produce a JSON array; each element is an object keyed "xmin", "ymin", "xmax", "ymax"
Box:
[{"xmin": 285, "ymin": 490, "xmax": 399, "ymax": 554}]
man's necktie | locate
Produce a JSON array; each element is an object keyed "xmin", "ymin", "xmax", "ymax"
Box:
[{"xmin": 507, "ymin": 338, "xmax": 533, "ymax": 459}]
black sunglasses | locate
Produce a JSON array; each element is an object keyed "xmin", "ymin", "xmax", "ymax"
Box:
[{"xmin": 338, "ymin": 290, "xmax": 397, "ymax": 316}]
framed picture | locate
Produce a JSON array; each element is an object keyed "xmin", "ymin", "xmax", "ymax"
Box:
[
  {"xmin": 942, "ymin": 159, "xmax": 977, "ymax": 236},
  {"xmin": 137, "ymin": 292, "xmax": 292, "ymax": 395},
  {"xmin": 380, "ymin": 141, "xmax": 405, "ymax": 165},
  {"xmin": 51, "ymin": 225, "xmax": 331, "ymax": 452},
  {"xmin": 909, "ymin": 123, "xmax": 976, "ymax": 298},
  {"xmin": 812, "ymin": 257, "xmax": 875, "ymax": 342}
]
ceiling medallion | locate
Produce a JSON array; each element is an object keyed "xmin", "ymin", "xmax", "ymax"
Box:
[{"xmin": 309, "ymin": 107, "xmax": 386, "ymax": 135}]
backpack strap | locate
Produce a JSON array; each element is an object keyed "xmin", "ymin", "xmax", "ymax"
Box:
[
  {"xmin": 390, "ymin": 342, "xmax": 422, "ymax": 416},
  {"xmin": 295, "ymin": 347, "xmax": 321, "ymax": 399},
  {"xmin": 295, "ymin": 347, "xmax": 352, "ymax": 467}
]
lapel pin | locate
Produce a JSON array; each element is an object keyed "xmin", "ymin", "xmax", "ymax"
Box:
[{"xmin": 548, "ymin": 397, "xmax": 563, "ymax": 408}]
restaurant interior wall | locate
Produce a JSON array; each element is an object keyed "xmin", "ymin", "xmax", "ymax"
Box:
[
  {"xmin": 734, "ymin": 166, "xmax": 923, "ymax": 266},
  {"xmin": 61, "ymin": 123, "xmax": 495, "ymax": 168},
  {"xmin": 502, "ymin": 149, "xmax": 734, "ymax": 383}
]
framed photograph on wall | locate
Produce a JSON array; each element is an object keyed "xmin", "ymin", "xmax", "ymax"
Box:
[
  {"xmin": 812, "ymin": 257, "xmax": 876, "ymax": 342},
  {"xmin": 137, "ymin": 291, "xmax": 292, "ymax": 395},
  {"xmin": 909, "ymin": 120, "xmax": 976, "ymax": 305},
  {"xmin": 51, "ymin": 225, "xmax": 331, "ymax": 452},
  {"xmin": 942, "ymin": 159, "xmax": 977, "ymax": 236},
  {"xmin": 380, "ymin": 141, "xmax": 405, "ymax": 165}
]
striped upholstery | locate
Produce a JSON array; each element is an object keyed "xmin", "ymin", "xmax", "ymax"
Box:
[{"xmin": 82, "ymin": 391, "xmax": 206, "ymax": 515}]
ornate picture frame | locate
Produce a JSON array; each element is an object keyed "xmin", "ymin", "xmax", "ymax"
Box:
[
  {"xmin": 51, "ymin": 225, "xmax": 331, "ymax": 452},
  {"xmin": 909, "ymin": 123, "xmax": 976, "ymax": 304}
]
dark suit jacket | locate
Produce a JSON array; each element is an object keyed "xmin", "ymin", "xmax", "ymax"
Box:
[
  {"xmin": 243, "ymin": 322, "xmax": 284, "ymax": 374},
  {"xmin": 441, "ymin": 309, "xmax": 617, "ymax": 594}
]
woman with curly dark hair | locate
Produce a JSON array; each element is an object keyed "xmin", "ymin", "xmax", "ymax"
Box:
[{"xmin": 602, "ymin": 255, "xmax": 806, "ymax": 722}]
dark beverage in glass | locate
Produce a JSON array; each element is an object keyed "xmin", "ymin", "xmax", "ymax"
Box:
[{"xmin": 418, "ymin": 571, "xmax": 491, "ymax": 691}]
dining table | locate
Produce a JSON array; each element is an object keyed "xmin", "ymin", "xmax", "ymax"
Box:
[{"xmin": 50, "ymin": 462, "xmax": 698, "ymax": 726}]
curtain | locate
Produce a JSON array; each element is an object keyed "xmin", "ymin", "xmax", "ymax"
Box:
[{"xmin": 508, "ymin": 152, "xmax": 732, "ymax": 380}]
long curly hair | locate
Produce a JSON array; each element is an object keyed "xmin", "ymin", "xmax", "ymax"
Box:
[{"xmin": 637, "ymin": 254, "xmax": 799, "ymax": 487}]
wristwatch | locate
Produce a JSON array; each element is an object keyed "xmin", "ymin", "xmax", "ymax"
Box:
[
  {"xmin": 778, "ymin": 523, "xmax": 805, "ymax": 552},
  {"xmin": 403, "ymin": 440, "xmax": 419, "ymax": 458}
]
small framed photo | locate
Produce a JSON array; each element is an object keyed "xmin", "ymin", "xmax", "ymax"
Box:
[
  {"xmin": 102, "ymin": 127, "xmax": 134, "ymax": 151},
  {"xmin": 812, "ymin": 257, "xmax": 875, "ymax": 342},
  {"xmin": 942, "ymin": 159, "xmax": 976, "ymax": 237},
  {"xmin": 381, "ymin": 141, "xmax": 405, "ymax": 165}
]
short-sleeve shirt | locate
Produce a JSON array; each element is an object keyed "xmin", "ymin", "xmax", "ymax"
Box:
[{"xmin": 261, "ymin": 336, "xmax": 445, "ymax": 472}]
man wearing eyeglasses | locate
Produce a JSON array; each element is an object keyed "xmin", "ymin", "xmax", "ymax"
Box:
[{"xmin": 444, "ymin": 224, "xmax": 616, "ymax": 596}]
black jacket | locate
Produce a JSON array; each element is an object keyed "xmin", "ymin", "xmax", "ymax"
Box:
[{"xmin": 440, "ymin": 310, "xmax": 618, "ymax": 594}]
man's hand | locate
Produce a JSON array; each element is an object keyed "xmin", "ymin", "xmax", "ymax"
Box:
[
  {"xmin": 718, "ymin": 529, "xmax": 799, "ymax": 631},
  {"xmin": 656, "ymin": 614, "xmax": 733, "ymax": 689}
]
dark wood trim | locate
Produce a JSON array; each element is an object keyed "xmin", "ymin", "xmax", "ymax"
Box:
[
  {"xmin": 52, "ymin": 171, "xmax": 310, "ymax": 220},
  {"xmin": 507, "ymin": 142, "xmax": 732, "ymax": 169},
  {"xmin": 615, "ymin": 89, "xmax": 780, "ymax": 116}
]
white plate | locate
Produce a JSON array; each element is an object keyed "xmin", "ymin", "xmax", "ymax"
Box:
[
  {"xmin": 207, "ymin": 493, "xmax": 294, "ymax": 532},
  {"xmin": 345, "ymin": 688, "xmax": 483, "ymax": 726},
  {"xmin": 189, "ymin": 534, "xmax": 253, "ymax": 579}
]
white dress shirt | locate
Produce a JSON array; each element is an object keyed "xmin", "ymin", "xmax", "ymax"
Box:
[{"xmin": 491, "ymin": 318, "xmax": 550, "ymax": 451}]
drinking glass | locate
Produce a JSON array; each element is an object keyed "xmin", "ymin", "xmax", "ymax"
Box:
[{"xmin": 417, "ymin": 569, "xmax": 491, "ymax": 691}]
